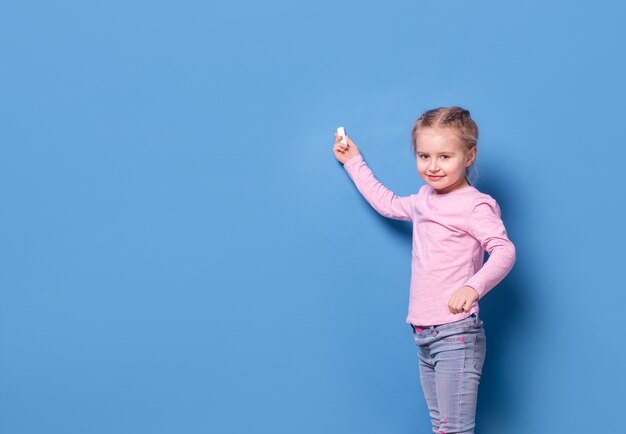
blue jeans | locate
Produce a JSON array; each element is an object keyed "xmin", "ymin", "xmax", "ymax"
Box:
[{"xmin": 411, "ymin": 313, "xmax": 486, "ymax": 434}]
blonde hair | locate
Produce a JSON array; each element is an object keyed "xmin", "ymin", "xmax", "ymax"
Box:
[{"xmin": 411, "ymin": 106, "xmax": 479, "ymax": 185}]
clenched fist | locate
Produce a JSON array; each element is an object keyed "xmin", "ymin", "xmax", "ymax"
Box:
[{"xmin": 448, "ymin": 286, "xmax": 479, "ymax": 314}]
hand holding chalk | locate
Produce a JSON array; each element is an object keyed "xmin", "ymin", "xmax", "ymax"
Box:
[{"xmin": 333, "ymin": 127, "xmax": 361, "ymax": 164}]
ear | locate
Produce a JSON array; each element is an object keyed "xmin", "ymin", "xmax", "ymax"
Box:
[{"xmin": 466, "ymin": 146, "xmax": 477, "ymax": 167}]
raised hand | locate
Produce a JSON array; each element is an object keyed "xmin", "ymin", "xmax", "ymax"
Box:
[{"xmin": 333, "ymin": 131, "xmax": 361, "ymax": 164}]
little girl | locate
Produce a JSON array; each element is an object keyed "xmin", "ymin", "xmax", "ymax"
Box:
[{"xmin": 333, "ymin": 107, "xmax": 516, "ymax": 434}]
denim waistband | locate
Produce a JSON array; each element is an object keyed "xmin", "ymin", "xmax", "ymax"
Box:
[{"xmin": 411, "ymin": 313, "xmax": 477, "ymax": 333}]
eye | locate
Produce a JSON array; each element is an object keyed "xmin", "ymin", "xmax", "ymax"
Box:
[{"xmin": 419, "ymin": 154, "xmax": 429, "ymax": 159}]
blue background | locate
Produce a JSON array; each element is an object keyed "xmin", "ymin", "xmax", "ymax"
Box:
[{"xmin": 1, "ymin": 1, "xmax": 625, "ymax": 433}]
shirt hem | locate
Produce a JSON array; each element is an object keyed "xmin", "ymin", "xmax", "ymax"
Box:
[{"xmin": 406, "ymin": 306, "xmax": 479, "ymax": 327}]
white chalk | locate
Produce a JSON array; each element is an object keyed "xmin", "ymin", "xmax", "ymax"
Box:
[{"xmin": 336, "ymin": 127, "xmax": 347, "ymax": 145}]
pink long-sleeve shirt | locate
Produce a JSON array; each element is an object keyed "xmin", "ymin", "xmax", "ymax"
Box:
[{"xmin": 343, "ymin": 154, "xmax": 516, "ymax": 326}]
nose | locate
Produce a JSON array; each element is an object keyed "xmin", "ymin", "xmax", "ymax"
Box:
[{"xmin": 428, "ymin": 160, "xmax": 440, "ymax": 173}]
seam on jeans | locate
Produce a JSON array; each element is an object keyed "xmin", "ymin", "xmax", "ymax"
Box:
[
  {"xmin": 456, "ymin": 339, "xmax": 467, "ymax": 430},
  {"xmin": 474, "ymin": 335, "xmax": 478, "ymax": 370}
]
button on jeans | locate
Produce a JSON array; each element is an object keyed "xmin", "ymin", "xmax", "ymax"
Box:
[{"xmin": 411, "ymin": 313, "xmax": 486, "ymax": 434}]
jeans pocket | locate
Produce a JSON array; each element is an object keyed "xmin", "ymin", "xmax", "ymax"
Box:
[
  {"xmin": 441, "ymin": 334, "xmax": 466, "ymax": 342},
  {"xmin": 440, "ymin": 324, "xmax": 468, "ymax": 341}
]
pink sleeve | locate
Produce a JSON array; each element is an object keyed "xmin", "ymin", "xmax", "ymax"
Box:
[
  {"xmin": 343, "ymin": 154, "xmax": 413, "ymax": 221},
  {"xmin": 464, "ymin": 196, "xmax": 516, "ymax": 299}
]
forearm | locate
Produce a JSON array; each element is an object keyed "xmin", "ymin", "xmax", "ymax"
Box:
[
  {"xmin": 464, "ymin": 243, "xmax": 516, "ymax": 299},
  {"xmin": 343, "ymin": 154, "xmax": 412, "ymax": 221}
]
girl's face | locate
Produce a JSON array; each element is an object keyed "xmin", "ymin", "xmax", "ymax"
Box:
[{"xmin": 414, "ymin": 127, "xmax": 476, "ymax": 194}]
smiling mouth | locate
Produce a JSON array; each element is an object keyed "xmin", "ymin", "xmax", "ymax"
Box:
[{"xmin": 428, "ymin": 175, "xmax": 444, "ymax": 180}]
